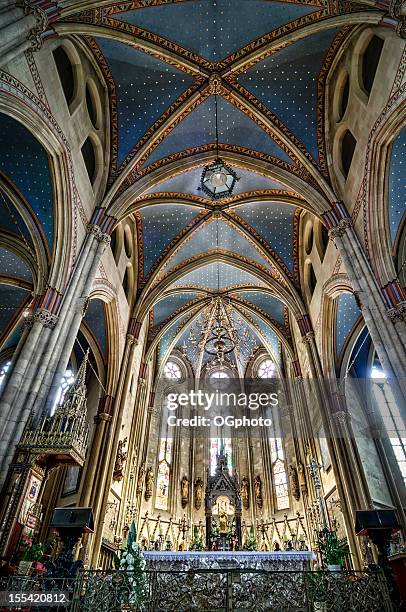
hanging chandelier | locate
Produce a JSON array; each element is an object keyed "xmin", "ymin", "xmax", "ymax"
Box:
[
  {"xmin": 200, "ymin": 95, "xmax": 239, "ymax": 199},
  {"xmin": 204, "ymin": 299, "xmax": 236, "ymax": 363}
]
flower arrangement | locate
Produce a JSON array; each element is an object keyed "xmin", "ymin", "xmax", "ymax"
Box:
[
  {"xmin": 119, "ymin": 521, "xmax": 148, "ymax": 608},
  {"xmin": 190, "ymin": 526, "xmax": 205, "ymax": 551}
]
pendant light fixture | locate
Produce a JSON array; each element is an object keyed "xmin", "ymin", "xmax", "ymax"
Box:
[{"xmin": 200, "ymin": 94, "xmax": 239, "ymax": 199}]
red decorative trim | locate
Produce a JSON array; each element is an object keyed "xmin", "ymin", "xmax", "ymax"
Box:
[
  {"xmin": 90, "ymin": 207, "xmax": 117, "ymax": 234},
  {"xmin": 128, "ymin": 317, "xmax": 142, "ymax": 339},
  {"xmin": 139, "ymin": 361, "xmax": 148, "ymax": 379},
  {"xmin": 297, "ymin": 314, "xmax": 313, "ymax": 336},
  {"xmin": 97, "ymin": 394, "xmax": 115, "ymax": 415},
  {"xmin": 382, "ymin": 280, "xmax": 406, "ymax": 307},
  {"xmin": 40, "ymin": 287, "xmax": 63, "ymax": 314},
  {"xmin": 322, "ymin": 201, "xmax": 350, "ymax": 229}
]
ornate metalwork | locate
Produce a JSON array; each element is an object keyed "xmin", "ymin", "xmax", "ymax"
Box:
[
  {"xmin": 68, "ymin": 568, "xmax": 393, "ymax": 612},
  {"xmin": 18, "ymin": 353, "xmax": 90, "ymax": 467}
]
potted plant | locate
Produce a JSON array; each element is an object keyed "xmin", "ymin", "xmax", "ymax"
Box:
[
  {"xmin": 320, "ymin": 532, "xmax": 349, "ymax": 571},
  {"xmin": 18, "ymin": 532, "xmax": 45, "ymax": 574}
]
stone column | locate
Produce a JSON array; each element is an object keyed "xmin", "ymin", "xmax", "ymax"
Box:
[
  {"xmin": 299, "ymin": 327, "xmax": 364, "ymax": 567},
  {"xmin": 0, "ymin": 1, "xmax": 48, "ymax": 66},
  {"xmin": 88, "ymin": 342, "xmax": 147, "ymax": 567},
  {"xmin": 0, "ymin": 213, "xmax": 116, "ymax": 487},
  {"xmin": 329, "ymin": 219, "xmax": 406, "ymax": 408}
]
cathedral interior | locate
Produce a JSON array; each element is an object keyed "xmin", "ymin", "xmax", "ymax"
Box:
[{"xmin": 0, "ymin": 0, "xmax": 405, "ymax": 609}]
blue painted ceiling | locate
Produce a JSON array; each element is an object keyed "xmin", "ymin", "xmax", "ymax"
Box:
[
  {"xmin": 146, "ymin": 167, "xmax": 289, "ymax": 197},
  {"xmin": 388, "ymin": 126, "xmax": 406, "ymax": 244},
  {"xmin": 233, "ymin": 290, "xmax": 285, "ymax": 325},
  {"xmin": 143, "ymin": 97, "xmax": 292, "ymax": 167},
  {"xmin": 94, "ymin": 37, "xmax": 194, "ymax": 166},
  {"xmin": 0, "ymin": 114, "xmax": 54, "ymax": 247},
  {"xmin": 238, "ymin": 28, "xmax": 339, "ymax": 159},
  {"xmin": 0, "ymin": 284, "xmax": 30, "ymax": 342},
  {"xmin": 242, "ymin": 309, "xmax": 280, "ymax": 361},
  {"xmin": 335, "ymin": 292, "xmax": 361, "ymax": 358},
  {"xmin": 83, "ymin": 298, "xmax": 107, "ymax": 356},
  {"xmin": 116, "ymin": 1, "xmax": 318, "ymax": 61},
  {"xmin": 172, "ymin": 261, "xmax": 265, "ymax": 289},
  {"xmin": 234, "ymin": 202, "xmax": 296, "ymax": 269},
  {"xmin": 162, "ymin": 219, "xmax": 271, "ymax": 272},
  {"xmin": 0, "ymin": 190, "xmax": 32, "ymax": 243},
  {"xmin": 0, "ymin": 248, "xmax": 32, "ymax": 281},
  {"xmin": 153, "ymin": 291, "xmax": 201, "ymax": 326},
  {"xmin": 139, "ymin": 204, "xmax": 199, "ymax": 275}
]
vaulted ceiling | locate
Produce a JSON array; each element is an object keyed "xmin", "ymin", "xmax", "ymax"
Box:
[{"xmin": 1, "ymin": 0, "xmax": 392, "ymax": 374}]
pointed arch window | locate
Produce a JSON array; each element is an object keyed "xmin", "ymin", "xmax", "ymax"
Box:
[
  {"xmin": 156, "ymin": 438, "xmax": 172, "ymax": 511},
  {"xmin": 371, "ymin": 360, "xmax": 406, "ymax": 485},
  {"xmin": 51, "ymin": 369, "xmax": 75, "ymax": 414},
  {"xmin": 270, "ymin": 437, "xmax": 289, "ymax": 510},
  {"xmin": 210, "ymin": 438, "xmax": 233, "ymax": 476},
  {"xmin": 0, "ymin": 361, "xmax": 10, "ymax": 388}
]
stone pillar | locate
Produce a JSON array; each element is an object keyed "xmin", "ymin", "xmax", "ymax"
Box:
[
  {"xmin": 328, "ymin": 218, "xmax": 406, "ymax": 409},
  {"xmin": 0, "ymin": 211, "xmax": 116, "ymax": 487},
  {"xmin": 88, "ymin": 340, "xmax": 147, "ymax": 567},
  {"xmin": 298, "ymin": 321, "xmax": 365, "ymax": 567},
  {"xmin": 0, "ymin": 1, "xmax": 48, "ymax": 66}
]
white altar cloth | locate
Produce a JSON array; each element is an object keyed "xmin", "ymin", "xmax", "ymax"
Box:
[{"xmin": 144, "ymin": 550, "xmax": 316, "ymax": 571}]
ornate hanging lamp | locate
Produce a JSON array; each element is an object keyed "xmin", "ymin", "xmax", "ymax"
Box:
[{"xmin": 200, "ymin": 95, "xmax": 239, "ymax": 199}]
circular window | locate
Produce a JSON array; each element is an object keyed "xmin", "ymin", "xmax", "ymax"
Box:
[
  {"xmin": 164, "ymin": 361, "xmax": 182, "ymax": 380},
  {"xmin": 258, "ymin": 359, "xmax": 277, "ymax": 379}
]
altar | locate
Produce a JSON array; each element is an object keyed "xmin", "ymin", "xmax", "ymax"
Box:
[{"xmin": 144, "ymin": 550, "xmax": 316, "ymax": 572}]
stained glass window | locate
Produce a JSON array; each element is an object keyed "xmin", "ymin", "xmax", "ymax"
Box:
[
  {"xmin": 51, "ymin": 369, "xmax": 75, "ymax": 414},
  {"xmin": 0, "ymin": 361, "xmax": 10, "ymax": 388},
  {"xmin": 164, "ymin": 361, "xmax": 181, "ymax": 380},
  {"xmin": 270, "ymin": 437, "xmax": 289, "ymax": 509},
  {"xmin": 210, "ymin": 438, "xmax": 232, "ymax": 475},
  {"xmin": 371, "ymin": 360, "xmax": 406, "ymax": 485},
  {"xmin": 258, "ymin": 359, "xmax": 277, "ymax": 379},
  {"xmin": 156, "ymin": 438, "xmax": 172, "ymax": 510}
]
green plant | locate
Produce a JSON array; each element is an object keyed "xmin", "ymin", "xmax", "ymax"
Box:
[
  {"xmin": 243, "ymin": 525, "xmax": 257, "ymax": 551},
  {"xmin": 20, "ymin": 532, "xmax": 45, "ymax": 562},
  {"xmin": 119, "ymin": 521, "xmax": 148, "ymax": 608},
  {"xmin": 320, "ymin": 532, "xmax": 349, "ymax": 566},
  {"xmin": 190, "ymin": 526, "xmax": 205, "ymax": 551}
]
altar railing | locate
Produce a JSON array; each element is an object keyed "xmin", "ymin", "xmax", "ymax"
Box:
[
  {"xmin": 72, "ymin": 568, "xmax": 394, "ymax": 611},
  {"xmin": 0, "ymin": 568, "xmax": 393, "ymax": 611}
]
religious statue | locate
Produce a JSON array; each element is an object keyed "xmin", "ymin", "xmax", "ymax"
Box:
[
  {"xmin": 254, "ymin": 475, "xmax": 263, "ymax": 509},
  {"xmin": 136, "ymin": 462, "xmax": 145, "ymax": 495},
  {"xmin": 181, "ymin": 475, "xmax": 189, "ymax": 508},
  {"xmin": 240, "ymin": 477, "xmax": 249, "ymax": 510},
  {"xmin": 145, "ymin": 467, "xmax": 154, "ymax": 501},
  {"xmin": 298, "ymin": 462, "xmax": 308, "ymax": 495},
  {"xmin": 194, "ymin": 477, "xmax": 203, "ymax": 510},
  {"xmin": 289, "ymin": 465, "xmax": 300, "ymax": 501},
  {"xmin": 113, "ymin": 438, "xmax": 128, "ymax": 481},
  {"xmin": 219, "ymin": 509, "xmax": 229, "ymax": 534}
]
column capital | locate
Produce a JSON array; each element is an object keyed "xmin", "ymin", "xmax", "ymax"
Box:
[
  {"xmin": 387, "ymin": 301, "xmax": 406, "ymax": 322},
  {"xmin": 86, "ymin": 223, "xmax": 111, "ymax": 246},
  {"xmin": 17, "ymin": 0, "xmax": 49, "ymax": 49},
  {"xmin": 332, "ymin": 409, "xmax": 352, "ymax": 427},
  {"xmin": 24, "ymin": 308, "xmax": 58, "ymax": 329},
  {"xmin": 328, "ymin": 218, "xmax": 353, "ymax": 240}
]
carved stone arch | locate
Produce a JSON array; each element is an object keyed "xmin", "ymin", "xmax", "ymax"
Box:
[
  {"xmin": 320, "ymin": 274, "xmax": 354, "ymax": 376},
  {"xmin": 0, "ymin": 180, "xmax": 49, "ymax": 292},
  {"xmin": 105, "ymin": 149, "xmax": 332, "ymax": 219},
  {"xmin": 0, "ymin": 233, "xmax": 39, "ymax": 292},
  {"xmin": 134, "ymin": 252, "xmax": 286, "ymax": 322},
  {"xmin": 367, "ymin": 97, "xmax": 406, "ymax": 285},
  {"xmin": 0, "ymin": 83, "xmax": 75, "ymax": 290}
]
